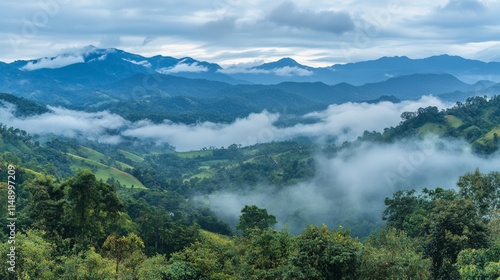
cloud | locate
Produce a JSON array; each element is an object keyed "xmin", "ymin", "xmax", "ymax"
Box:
[
  {"xmin": 218, "ymin": 65, "xmax": 313, "ymax": 76},
  {"xmin": 1, "ymin": 96, "xmax": 494, "ymax": 236},
  {"xmin": 217, "ymin": 67, "xmax": 271, "ymax": 75},
  {"xmin": 199, "ymin": 17, "xmax": 236, "ymax": 38},
  {"xmin": 121, "ymin": 96, "xmax": 448, "ymax": 150},
  {"xmin": 196, "ymin": 137, "xmax": 500, "ymax": 236},
  {"xmin": 156, "ymin": 61, "xmax": 208, "ymax": 74},
  {"xmin": 0, "ymin": 104, "xmax": 128, "ymax": 144},
  {"xmin": 272, "ymin": 66, "xmax": 313, "ymax": 76},
  {"xmin": 268, "ymin": 1, "xmax": 355, "ymax": 34},
  {"xmin": 0, "ymin": 95, "xmax": 448, "ymax": 151},
  {"xmin": 123, "ymin": 58, "xmax": 152, "ymax": 68},
  {"xmin": 19, "ymin": 54, "xmax": 84, "ymax": 71},
  {"xmin": 276, "ymin": 96, "xmax": 449, "ymax": 144},
  {"xmin": 441, "ymin": 0, "xmax": 486, "ymax": 12},
  {"xmin": 122, "ymin": 112, "xmax": 280, "ymax": 150}
]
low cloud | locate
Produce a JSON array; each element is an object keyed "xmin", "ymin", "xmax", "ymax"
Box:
[
  {"xmin": 0, "ymin": 96, "xmax": 449, "ymax": 151},
  {"xmin": 218, "ymin": 65, "xmax": 313, "ymax": 77},
  {"xmin": 1, "ymin": 96, "xmax": 494, "ymax": 236},
  {"xmin": 0, "ymin": 104, "xmax": 128, "ymax": 144},
  {"xmin": 156, "ymin": 61, "xmax": 208, "ymax": 74},
  {"xmin": 218, "ymin": 67, "xmax": 270, "ymax": 75},
  {"xmin": 273, "ymin": 66, "xmax": 313, "ymax": 77},
  {"xmin": 123, "ymin": 58, "xmax": 152, "ymax": 68},
  {"xmin": 19, "ymin": 55, "xmax": 84, "ymax": 71},
  {"xmin": 196, "ymin": 137, "xmax": 500, "ymax": 235},
  {"xmin": 122, "ymin": 112, "xmax": 279, "ymax": 150},
  {"xmin": 268, "ymin": 1, "xmax": 355, "ymax": 34},
  {"xmin": 124, "ymin": 96, "xmax": 448, "ymax": 150}
]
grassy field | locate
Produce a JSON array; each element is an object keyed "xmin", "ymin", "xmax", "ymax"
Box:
[
  {"xmin": 175, "ymin": 150, "xmax": 213, "ymax": 158},
  {"xmin": 419, "ymin": 123, "xmax": 447, "ymax": 136},
  {"xmin": 484, "ymin": 126, "xmax": 500, "ymax": 140},
  {"xmin": 118, "ymin": 149, "xmax": 144, "ymax": 163},
  {"xmin": 199, "ymin": 229, "xmax": 233, "ymax": 245},
  {"xmin": 76, "ymin": 146, "xmax": 134, "ymax": 171},
  {"xmin": 445, "ymin": 115, "xmax": 464, "ymax": 128},
  {"xmin": 67, "ymin": 153, "xmax": 146, "ymax": 189}
]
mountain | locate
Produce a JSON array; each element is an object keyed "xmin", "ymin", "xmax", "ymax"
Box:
[
  {"xmin": 221, "ymin": 54, "xmax": 500, "ymax": 85},
  {"xmin": 368, "ymin": 95, "xmax": 500, "ymax": 154},
  {"xmin": 8, "ymin": 46, "xmax": 239, "ymax": 85},
  {"xmin": 3, "ymin": 47, "xmax": 500, "ymax": 122},
  {"xmin": 359, "ymin": 73, "xmax": 475, "ymax": 99},
  {"xmin": 256, "ymin": 57, "xmax": 305, "ymax": 69},
  {"xmin": 329, "ymin": 55, "xmax": 500, "ymax": 85}
]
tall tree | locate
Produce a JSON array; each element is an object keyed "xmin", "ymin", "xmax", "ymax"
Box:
[
  {"xmin": 457, "ymin": 169, "xmax": 500, "ymax": 217},
  {"xmin": 236, "ymin": 205, "xmax": 277, "ymax": 235},
  {"xmin": 63, "ymin": 170, "xmax": 123, "ymax": 251},
  {"xmin": 423, "ymin": 197, "xmax": 489, "ymax": 279},
  {"xmin": 102, "ymin": 232, "xmax": 145, "ymax": 279}
]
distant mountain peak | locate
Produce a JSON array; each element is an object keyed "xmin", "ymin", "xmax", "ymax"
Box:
[{"xmin": 257, "ymin": 57, "xmax": 304, "ymax": 70}]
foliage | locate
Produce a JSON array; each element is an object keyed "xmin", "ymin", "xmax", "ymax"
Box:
[
  {"xmin": 290, "ymin": 224, "xmax": 363, "ymax": 280},
  {"xmin": 360, "ymin": 228, "xmax": 432, "ymax": 279},
  {"xmin": 236, "ymin": 205, "xmax": 277, "ymax": 235}
]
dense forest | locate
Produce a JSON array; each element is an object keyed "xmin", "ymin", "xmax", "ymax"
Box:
[{"xmin": 1, "ymin": 95, "xmax": 500, "ymax": 279}]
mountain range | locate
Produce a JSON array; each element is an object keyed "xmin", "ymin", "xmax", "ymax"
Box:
[{"xmin": 1, "ymin": 46, "xmax": 500, "ymax": 123}]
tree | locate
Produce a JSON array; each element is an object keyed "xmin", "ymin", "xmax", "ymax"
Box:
[
  {"xmin": 382, "ymin": 189, "xmax": 432, "ymax": 238},
  {"xmin": 102, "ymin": 232, "xmax": 145, "ymax": 279},
  {"xmin": 240, "ymin": 228, "xmax": 294, "ymax": 279},
  {"xmin": 136, "ymin": 254, "xmax": 169, "ymax": 280},
  {"xmin": 457, "ymin": 169, "xmax": 500, "ymax": 217},
  {"xmin": 56, "ymin": 247, "xmax": 115, "ymax": 280},
  {"xmin": 64, "ymin": 170, "xmax": 124, "ymax": 251},
  {"xmin": 0, "ymin": 230, "xmax": 55, "ymax": 280},
  {"xmin": 236, "ymin": 205, "xmax": 277, "ymax": 235},
  {"xmin": 456, "ymin": 246, "xmax": 500, "ymax": 280},
  {"xmin": 25, "ymin": 175, "xmax": 67, "ymax": 243},
  {"xmin": 423, "ymin": 197, "xmax": 489, "ymax": 279},
  {"xmin": 360, "ymin": 228, "xmax": 431, "ymax": 279},
  {"xmin": 290, "ymin": 225, "xmax": 362, "ymax": 280}
]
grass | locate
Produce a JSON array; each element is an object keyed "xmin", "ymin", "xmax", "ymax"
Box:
[
  {"xmin": 445, "ymin": 115, "xmax": 464, "ymax": 128},
  {"xmin": 118, "ymin": 149, "xmax": 144, "ymax": 163},
  {"xmin": 419, "ymin": 123, "xmax": 446, "ymax": 136},
  {"xmin": 77, "ymin": 145, "xmax": 106, "ymax": 162},
  {"xmin": 199, "ymin": 229, "xmax": 232, "ymax": 245},
  {"xmin": 76, "ymin": 146, "xmax": 134, "ymax": 171},
  {"xmin": 483, "ymin": 125, "xmax": 500, "ymax": 140},
  {"xmin": 67, "ymin": 153, "xmax": 146, "ymax": 189},
  {"xmin": 175, "ymin": 150, "xmax": 213, "ymax": 158}
]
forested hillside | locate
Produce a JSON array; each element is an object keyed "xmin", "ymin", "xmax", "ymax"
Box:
[
  {"xmin": 1, "ymin": 95, "xmax": 500, "ymax": 279},
  {"xmin": 357, "ymin": 95, "xmax": 500, "ymax": 154}
]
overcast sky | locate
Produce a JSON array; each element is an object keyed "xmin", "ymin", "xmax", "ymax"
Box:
[{"xmin": 2, "ymin": 0, "xmax": 500, "ymax": 66}]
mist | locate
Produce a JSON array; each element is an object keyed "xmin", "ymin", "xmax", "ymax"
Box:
[
  {"xmin": 195, "ymin": 137, "xmax": 500, "ymax": 236},
  {"xmin": 0, "ymin": 95, "xmax": 449, "ymax": 150},
  {"xmin": 1, "ymin": 95, "xmax": 497, "ymax": 236}
]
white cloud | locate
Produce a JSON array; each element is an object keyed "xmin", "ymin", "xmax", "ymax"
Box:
[
  {"xmin": 122, "ymin": 58, "xmax": 152, "ymax": 68},
  {"xmin": 218, "ymin": 67, "xmax": 271, "ymax": 75},
  {"xmin": 196, "ymin": 137, "xmax": 500, "ymax": 235},
  {"xmin": 122, "ymin": 112, "xmax": 279, "ymax": 150},
  {"xmin": 272, "ymin": 66, "xmax": 313, "ymax": 76},
  {"xmin": 0, "ymin": 95, "xmax": 448, "ymax": 151},
  {"xmin": 0, "ymin": 105, "xmax": 128, "ymax": 143},
  {"xmin": 218, "ymin": 65, "xmax": 313, "ymax": 76},
  {"xmin": 1, "ymin": 0, "xmax": 500, "ymax": 66},
  {"xmin": 121, "ymin": 95, "xmax": 449, "ymax": 150},
  {"xmin": 280, "ymin": 95, "xmax": 448, "ymax": 143},
  {"xmin": 19, "ymin": 55, "xmax": 84, "ymax": 71},
  {"xmin": 156, "ymin": 61, "xmax": 208, "ymax": 74},
  {"xmin": 267, "ymin": 1, "xmax": 355, "ymax": 34}
]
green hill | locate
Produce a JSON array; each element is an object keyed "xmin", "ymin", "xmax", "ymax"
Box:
[{"xmin": 367, "ymin": 95, "xmax": 500, "ymax": 154}]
